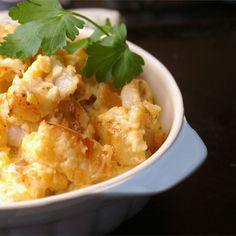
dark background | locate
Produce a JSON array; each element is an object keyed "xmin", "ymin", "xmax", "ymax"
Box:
[
  {"xmin": 2, "ymin": 0, "xmax": 236, "ymax": 235},
  {"xmin": 71, "ymin": 1, "xmax": 236, "ymax": 235}
]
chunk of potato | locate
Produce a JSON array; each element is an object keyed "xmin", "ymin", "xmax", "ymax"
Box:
[
  {"xmin": 96, "ymin": 106, "xmax": 147, "ymax": 166},
  {"xmin": 21, "ymin": 122, "xmax": 113, "ymax": 188}
]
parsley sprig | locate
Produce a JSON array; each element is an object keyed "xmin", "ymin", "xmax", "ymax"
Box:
[{"xmin": 0, "ymin": 0, "xmax": 144, "ymax": 88}]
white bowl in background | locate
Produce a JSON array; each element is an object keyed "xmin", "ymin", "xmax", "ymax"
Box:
[
  {"xmin": 0, "ymin": 30, "xmax": 207, "ymax": 235},
  {"xmin": 0, "ymin": 8, "xmax": 121, "ymax": 26}
]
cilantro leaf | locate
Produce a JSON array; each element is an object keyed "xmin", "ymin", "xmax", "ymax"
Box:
[
  {"xmin": 83, "ymin": 24, "xmax": 144, "ymax": 88},
  {"xmin": 9, "ymin": 0, "xmax": 63, "ymax": 24},
  {"xmin": 83, "ymin": 42, "xmax": 125, "ymax": 82},
  {"xmin": 113, "ymin": 50, "xmax": 144, "ymax": 88},
  {"xmin": 63, "ymin": 14, "xmax": 85, "ymax": 41},
  {"xmin": 0, "ymin": 22, "xmax": 41, "ymax": 58},
  {"xmin": 39, "ymin": 17, "xmax": 67, "ymax": 55},
  {"xmin": 1, "ymin": 0, "xmax": 85, "ymax": 57},
  {"xmin": 64, "ymin": 38, "xmax": 89, "ymax": 54},
  {"xmin": 64, "ymin": 19, "xmax": 112, "ymax": 54},
  {"xmin": 90, "ymin": 19, "xmax": 112, "ymax": 43},
  {"xmin": 38, "ymin": 14, "xmax": 84, "ymax": 54}
]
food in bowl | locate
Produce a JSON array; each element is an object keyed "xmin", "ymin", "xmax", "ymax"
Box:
[
  {"xmin": 0, "ymin": 21, "xmax": 166, "ymax": 203},
  {"xmin": 0, "ymin": 0, "xmax": 170, "ymax": 203}
]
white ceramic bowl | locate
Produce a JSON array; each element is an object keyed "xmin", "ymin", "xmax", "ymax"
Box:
[{"xmin": 0, "ymin": 32, "xmax": 207, "ymax": 235}]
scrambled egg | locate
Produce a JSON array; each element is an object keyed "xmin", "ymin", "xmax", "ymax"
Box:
[{"xmin": 0, "ymin": 23, "xmax": 166, "ymax": 203}]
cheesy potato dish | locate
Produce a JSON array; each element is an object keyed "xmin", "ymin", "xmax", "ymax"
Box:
[{"xmin": 0, "ymin": 22, "xmax": 166, "ymax": 203}]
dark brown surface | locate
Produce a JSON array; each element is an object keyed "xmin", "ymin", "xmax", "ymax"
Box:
[{"xmin": 72, "ymin": 1, "xmax": 236, "ymax": 235}]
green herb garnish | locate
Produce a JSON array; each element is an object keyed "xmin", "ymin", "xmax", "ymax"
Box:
[{"xmin": 0, "ymin": 0, "xmax": 144, "ymax": 88}]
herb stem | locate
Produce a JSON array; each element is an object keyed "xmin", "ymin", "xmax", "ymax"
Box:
[{"xmin": 69, "ymin": 11, "xmax": 110, "ymax": 36}]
